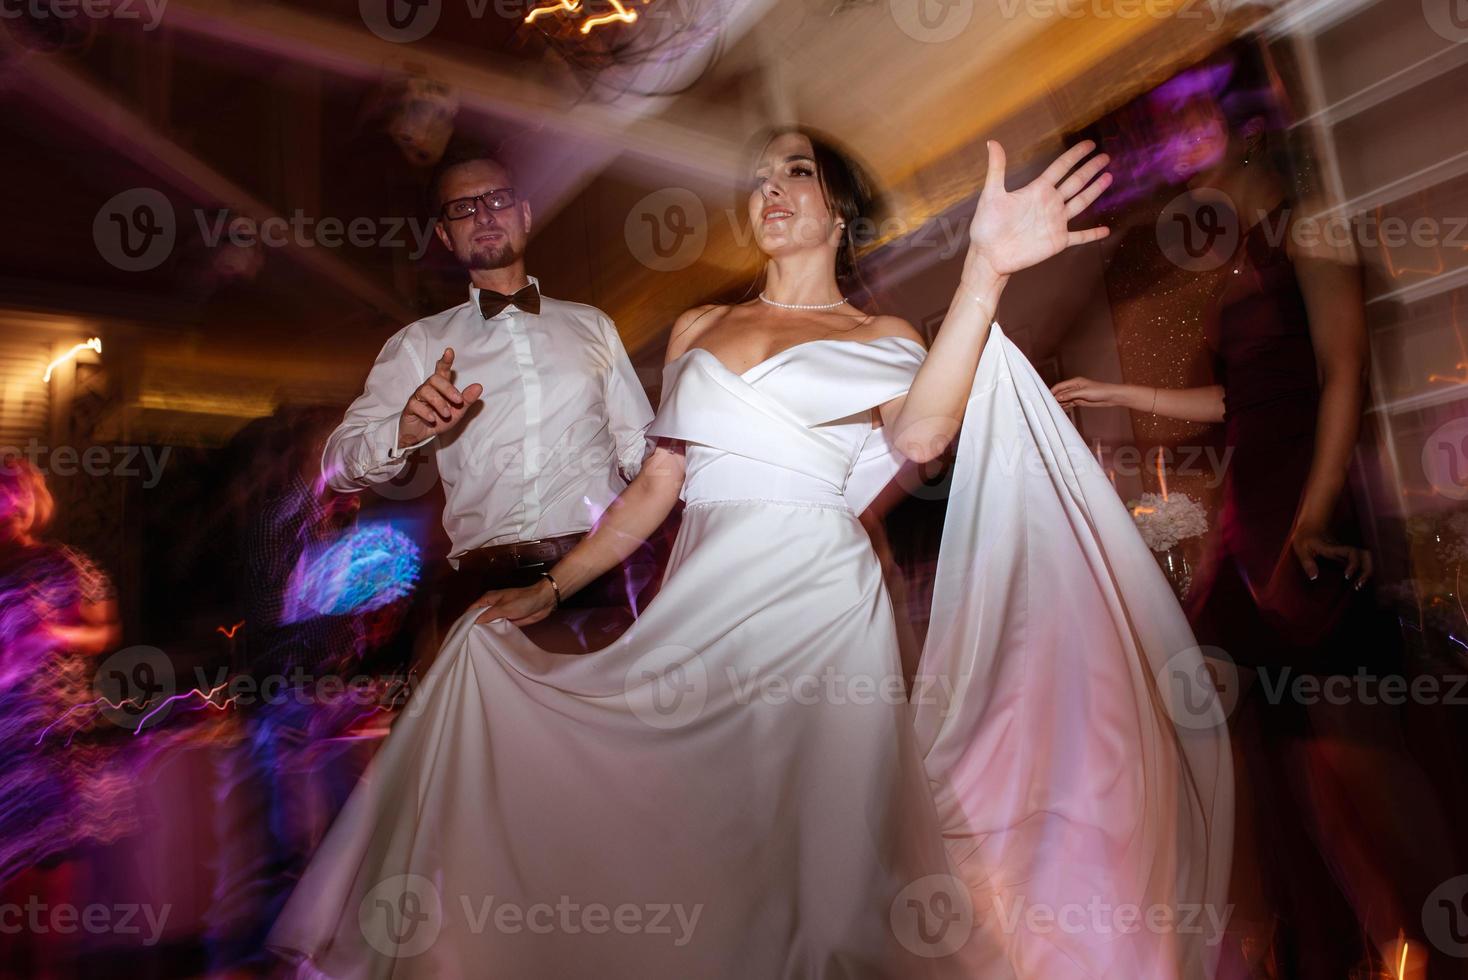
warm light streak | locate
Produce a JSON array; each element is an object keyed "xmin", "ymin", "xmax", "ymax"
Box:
[
  {"xmin": 133, "ymin": 682, "xmax": 238, "ymax": 733},
  {"xmin": 1397, "ymin": 940, "xmax": 1408, "ymax": 979},
  {"xmin": 524, "ymin": 0, "xmax": 579, "ymax": 24},
  {"xmin": 580, "ymin": 0, "xmax": 637, "ymax": 33},
  {"xmin": 1427, "ymin": 295, "xmax": 1468, "ymax": 387},
  {"xmin": 216, "ymin": 620, "xmax": 246, "ymax": 638},
  {"xmin": 1156, "ymin": 451, "xmax": 1169, "ymax": 501},
  {"xmin": 43, "ymin": 337, "xmax": 101, "ymax": 383}
]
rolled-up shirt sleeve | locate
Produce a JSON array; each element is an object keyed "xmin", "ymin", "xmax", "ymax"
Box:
[
  {"xmin": 322, "ymin": 325, "xmax": 434, "ymax": 491},
  {"xmin": 600, "ymin": 314, "xmax": 655, "ymax": 479}
]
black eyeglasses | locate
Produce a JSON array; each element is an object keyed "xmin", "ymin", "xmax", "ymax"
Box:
[{"xmin": 441, "ymin": 188, "xmax": 518, "ymax": 221}]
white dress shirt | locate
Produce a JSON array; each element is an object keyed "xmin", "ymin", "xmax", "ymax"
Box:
[{"xmin": 323, "ymin": 277, "xmax": 654, "ymax": 560}]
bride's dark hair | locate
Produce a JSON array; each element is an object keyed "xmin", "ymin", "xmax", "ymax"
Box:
[{"xmin": 745, "ymin": 125, "xmax": 885, "ymax": 296}]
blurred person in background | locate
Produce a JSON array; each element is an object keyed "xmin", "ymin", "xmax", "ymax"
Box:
[
  {"xmin": 204, "ymin": 406, "xmax": 387, "ymax": 978},
  {"xmin": 0, "ymin": 456, "xmax": 132, "ymax": 973},
  {"xmin": 1053, "ymin": 43, "xmax": 1461, "ymax": 980}
]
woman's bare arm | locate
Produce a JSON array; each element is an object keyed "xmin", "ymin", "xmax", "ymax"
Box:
[
  {"xmin": 881, "ymin": 141, "xmax": 1112, "ymax": 462},
  {"xmin": 50, "ymin": 597, "xmax": 122, "ymax": 655},
  {"xmin": 1051, "ymin": 378, "xmax": 1225, "ymax": 423},
  {"xmin": 471, "ymin": 308, "xmax": 721, "ymax": 625}
]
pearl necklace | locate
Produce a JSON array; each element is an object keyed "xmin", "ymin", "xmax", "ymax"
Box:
[{"xmin": 759, "ymin": 292, "xmax": 848, "ymax": 311}]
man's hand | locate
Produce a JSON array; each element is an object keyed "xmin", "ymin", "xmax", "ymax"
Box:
[{"xmin": 398, "ymin": 348, "xmax": 485, "ymax": 450}]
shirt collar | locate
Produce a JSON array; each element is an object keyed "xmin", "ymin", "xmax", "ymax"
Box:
[{"xmin": 470, "ymin": 275, "xmax": 542, "ymax": 321}]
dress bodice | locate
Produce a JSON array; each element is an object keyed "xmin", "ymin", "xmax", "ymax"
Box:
[{"xmin": 647, "ymin": 337, "xmax": 927, "ymax": 511}]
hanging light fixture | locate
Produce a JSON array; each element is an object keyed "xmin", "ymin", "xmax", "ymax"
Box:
[
  {"xmin": 42, "ymin": 338, "xmax": 101, "ymax": 383},
  {"xmin": 520, "ymin": 0, "xmax": 720, "ymax": 94}
]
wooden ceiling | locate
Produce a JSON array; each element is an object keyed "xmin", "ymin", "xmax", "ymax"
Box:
[{"xmin": 1, "ymin": 0, "xmax": 1259, "ymax": 442}]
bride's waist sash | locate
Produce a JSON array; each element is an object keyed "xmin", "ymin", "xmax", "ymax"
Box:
[{"xmin": 680, "ymin": 451, "xmax": 852, "ymax": 512}]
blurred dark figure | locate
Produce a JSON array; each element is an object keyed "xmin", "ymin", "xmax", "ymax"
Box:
[
  {"xmin": 0, "ymin": 456, "xmax": 131, "ymax": 973},
  {"xmin": 204, "ymin": 406, "xmax": 384, "ymax": 977},
  {"xmin": 238, "ymin": 405, "xmax": 366, "ymax": 677},
  {"xmin": 1055, "ymin": 43, "xmax": 1461, "ymax": 980}
]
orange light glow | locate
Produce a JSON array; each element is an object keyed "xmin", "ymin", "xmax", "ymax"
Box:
[
  {"xmin": 524, "ymin": 0, "xmax": 580, "ymax": 24},
  {"xmin": 216, "ymin": 620, "xmax": 246, "ymax": 639},
  {"xmin": 580, "ymin": 0, "xmax": 637, "ymax": 33},
  {"xmin": 1427, "ymin": 293, "xmax": 1468, "ymax": 387},
  {"xmin": 43, "ymin": 337, "xmax": 102, "ymax": 383}
]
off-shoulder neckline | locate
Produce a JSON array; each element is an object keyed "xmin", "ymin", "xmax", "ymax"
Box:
[{"xmin": 671, "ymin": 335, "xmax": 926, "ymax": 379}]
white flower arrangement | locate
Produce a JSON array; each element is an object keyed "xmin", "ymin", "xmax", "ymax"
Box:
[{"xmin": 1127, "ymin": 492, "xmax": 1209, "ymax": 553}]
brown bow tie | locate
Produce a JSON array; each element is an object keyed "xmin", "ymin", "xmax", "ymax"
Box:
[{"xmin": 478, "ymin": 282, "xmax": 541, "ymax": 319}]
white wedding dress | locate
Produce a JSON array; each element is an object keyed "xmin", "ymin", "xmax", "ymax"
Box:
[{"xmin": 270, "ymin": 326, "xmax": 1232, "ymax": 979}]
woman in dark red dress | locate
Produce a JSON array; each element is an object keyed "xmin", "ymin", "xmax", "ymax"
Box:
[{"xmin": 1052, "ymin": 48, "xmax": 1463, "ymax": 980}]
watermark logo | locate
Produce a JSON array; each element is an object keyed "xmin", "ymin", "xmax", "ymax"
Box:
[
  {"xmin": 360, "ymin": 0, "xmax": 441, "ymax": 42},
  {"xmin": 625, "ymin": 188, "xmax": 707, "ymax": 273},
  {"xmin": 368, "ymin": 451, "xmax": 441, "ymax": 502},
  {"xmin": 0, "ymin": 898, "xmax": 171, "ymax": 946},
  {"xmin": 1156, "ymin": 645, "xmax": 1238, "ymax": 730},
  {"xmin": 0, "ymin": 440, "xmax": 171, "ymax": 489},
  {"xmin": 889, "ymin": 0, "xmax": 973, "ymax": 43},
  {"xmin": 1423, "ymin": 0, "xmax": 1468, "ymax": 43},
  {"xmin": 989, "ymin": 895, "xmax": 1232, "ymax": 945},
  {"xmin": 894, "ymin": 453, "xmax": 957, "ymax": 502},
  {"xmin": 359, "ymin": 874, "xmax": 444, "ymax": 958},
  {"xmin": 890, "ymin": 873, "xmax": 974, "ymax": 957},
  {"xmin": 93, "ymin": 188, "xmax": 176, "ymax": 273},
  {"xmin": 623, "ymin": 644, "xmax": 707, "ymax": 730},
  {"xmin": 1423, "ymin": 874, "xmax": 1468, "ymax": 957},
  {"xmin": 1156, "ymin": 188, "xmax": 1239, "ymax": 272},
  {"xmin": 991, "ymin": 0, "xmax": 1229, "ymax": 31},
  {"xmin": 92, "ymin": 645, "xmax": 177, "ymax": 730},
  {"xmin": 1423, "ymin": 418, "xmax": 1468, "ymax": 501},
  {"xmin": 94, "ymin": 195, "xmax": 439, "ymax": 272},
  {"xmin": 1, "ymin": 0, "xmax": 169, "ymax": 44}
]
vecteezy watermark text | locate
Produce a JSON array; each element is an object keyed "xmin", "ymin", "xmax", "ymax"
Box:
[
  {"xmin": 356, "ymin": 874, "xmax": 701, "ymax": 958},
  {"xmin": 1, "ymin": 0, "xmax": 168, "ymax": 32},
  {"xmin": 1158, "ymin": 189, "xmax": 1468, "ymax": 272},
  {"xmin": 0, "ymin": 898, "xmax": 171, "ymax": 946},
  {"xmin": 2, "ymin": 439, "xmax": 170, "ymax": 489},
  {"xmin": 93, "ymin": 189, "xmax": 439, "ymax": 273}
]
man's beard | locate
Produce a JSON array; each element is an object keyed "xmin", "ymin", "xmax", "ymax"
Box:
[{"xmin": 464, "ymin": 240, "xmax": 521, "ymax": 270}]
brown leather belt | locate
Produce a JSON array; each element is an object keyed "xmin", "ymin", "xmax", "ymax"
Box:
[{"xmin": 455, "ymin": 532, "xmax": 587, "ymax": 575}]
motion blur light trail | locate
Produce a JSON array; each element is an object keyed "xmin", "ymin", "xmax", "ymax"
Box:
[{"xmin": 283, "ymin": 522, "xmax": 421, "ymax": 622}]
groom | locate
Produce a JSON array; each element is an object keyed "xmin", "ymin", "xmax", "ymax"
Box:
[{"xmin": 322, "ymin": 148, "xmax": 655, "ymax": 652}]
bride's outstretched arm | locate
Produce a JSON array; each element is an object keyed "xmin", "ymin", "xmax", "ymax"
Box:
[
  {"xmin": 883, "ymin": 140, "xmax": 1112, "ymax": 463},
  {"xmin": 471, "ymin": 311, "xmax": 721, "ymax": 627},
  {"xmin": 472, "ymin": 445, "xmax": 685, "ymax": 626}
]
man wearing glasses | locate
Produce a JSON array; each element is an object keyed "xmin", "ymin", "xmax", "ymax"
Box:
[{"xmin": 322, "ymin": 150, "xmax": 655, "ymax": 653}]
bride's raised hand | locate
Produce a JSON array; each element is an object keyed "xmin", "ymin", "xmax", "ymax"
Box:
[{"xmin": 969, "ymin": 140, "xmax": 1111, "ymax": 277}]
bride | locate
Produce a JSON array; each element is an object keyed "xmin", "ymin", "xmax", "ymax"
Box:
[{"xmin": 269, "ymin": 130, "xmax": 1232, "ymax": 979}]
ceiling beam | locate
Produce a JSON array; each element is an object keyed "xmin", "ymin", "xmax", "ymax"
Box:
[{"xmin": 3, "ymin": 33, "xmax": 419, "ymax": 324}]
